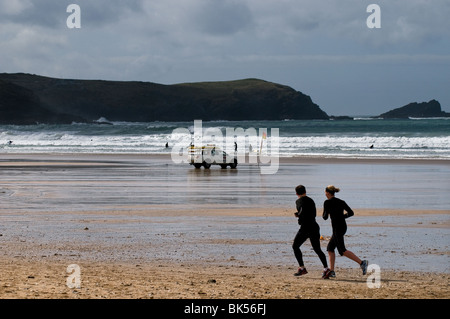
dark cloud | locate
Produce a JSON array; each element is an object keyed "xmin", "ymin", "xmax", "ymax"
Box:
[
  {"xmin": 0, "ymin": 0, "xmax": 66, "ymax": 28},
  {"xmin": 289, "ymin": 17, "xmax": 319, "ymax": 32},
  {"xmin": 194, "ymin": 0, "xmax": 253, "ymax": 35},
  {"xmin": 78, "ymin": 0, "xmax": 143, "ymax": 27},
  {"xmin": 0, "ymin": 0, "xmax": 143, "ymax": 28}
]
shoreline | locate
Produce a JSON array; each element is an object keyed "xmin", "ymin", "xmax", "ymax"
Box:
[{"xmin": 0, "ymin": 153, "xmax": 450, "ymax": 166}]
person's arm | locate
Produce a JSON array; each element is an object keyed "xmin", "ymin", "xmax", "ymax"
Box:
[
  {"xmin": 296, "ymin": 199, "xmax": 304, "ymax": 225},
  {"xmin": 343, "ymin": 201, "xmax": 354, "ymax": 218},
  {"xmin": 322, "ymin": 201, "xmax": 329, "ymax": 220}
]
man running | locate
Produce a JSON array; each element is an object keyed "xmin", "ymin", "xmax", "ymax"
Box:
[{"xmin": 292, "ymin": 185, "xmax": 331, "ymax": 278}]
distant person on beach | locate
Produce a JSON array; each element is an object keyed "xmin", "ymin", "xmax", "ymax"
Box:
[
  {"xmin": 322, "ymin": 185, "xmax": 368, "ymax": 279},
  {"xmin": 7, "ymin": 141, "xmax": 13, "ymax": 146},
  {"xmin": 292, "ymin": 185, "xmax": 331, "ymax": 278}
]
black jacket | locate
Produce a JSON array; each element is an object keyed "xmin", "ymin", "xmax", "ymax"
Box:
[
  {"xmin": 322, "ymin": 197, "xmax": 354, "ymax": 230},
  {"xmin": 296, "ymin": 196, "xmax": 319, "ymax": 230}
]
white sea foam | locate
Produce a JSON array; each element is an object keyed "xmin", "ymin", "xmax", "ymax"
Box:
[{"xmin": 1, "ymin": 119, "xmax": 449, "ymax": 159}]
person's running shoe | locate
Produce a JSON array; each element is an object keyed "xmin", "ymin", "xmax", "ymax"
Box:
[
  {"xmin": 293, "ymin": 267, "xmax": 308, "ymax": 276},
  {"xmin": 329, "ymin": 270, "xmax": 336, "ymax": 278},
  {"xmin": 360, "ymin": 260, "xmax": 369, "ymax": 275},
  {"xmin": 322, "ymin": 268, "xmax": 332, "ymax": 279}
]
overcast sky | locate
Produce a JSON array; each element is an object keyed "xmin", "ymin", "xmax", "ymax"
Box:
[{"xmin": 1, "ymin": 0, "xmax": 449, "ymax": 116}]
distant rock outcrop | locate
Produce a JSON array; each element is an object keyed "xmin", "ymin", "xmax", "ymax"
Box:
[
  {"xmin": 0, "ymin": 73, "xmax": 329, "ymax": 124},
  {"xmin": 378, "ymin": 100, "xmax": 450, "ymax": 119}
]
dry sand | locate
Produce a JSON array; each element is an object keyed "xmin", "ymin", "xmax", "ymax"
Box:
[{"xmin": 1, "ymin": 258, "xmax": 449, "ymax": 300}]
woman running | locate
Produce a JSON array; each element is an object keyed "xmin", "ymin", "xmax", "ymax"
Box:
[
  {"xmin": 322, "ymin": 185, "xmax": 368, "ymax": 279},
  {"xmin": 292, "ymin": 185, "xmax": 331, "ymax": 278}
]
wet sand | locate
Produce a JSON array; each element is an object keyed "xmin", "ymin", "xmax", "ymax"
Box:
[{"xmin": 0, "ymin": 153, "xmax": 449, "ymax": 299}]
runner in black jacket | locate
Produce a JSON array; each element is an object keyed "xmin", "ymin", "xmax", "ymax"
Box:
[
  {"xmin": 322, "ymin": 185, "xmax": 368, "ymax": 278},
  {"xmin": 292, "ymin": 185, "xmax": 330, "ymax": 278}
]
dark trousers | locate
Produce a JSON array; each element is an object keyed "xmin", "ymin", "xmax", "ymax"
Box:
[{"xmin": 292, "ymin": 227, "xmax": 328, "ymax": 268}]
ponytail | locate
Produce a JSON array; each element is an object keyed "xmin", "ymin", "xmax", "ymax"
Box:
[{"xmin": 325, "ymin": 185, "xmax": 340, "ymax": 195}]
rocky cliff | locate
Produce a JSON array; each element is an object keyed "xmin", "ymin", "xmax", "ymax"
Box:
[
  {"xmin": 378, "ymin": 100, "xmax": 450, "ymax": 119},
  {"xmin": 0, "ymin": 73, "xmax": 329, "ymax": 124}
]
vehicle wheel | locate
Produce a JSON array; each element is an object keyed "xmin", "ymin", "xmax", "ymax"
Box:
[
  {"xmin": 194, "ymin": 163, "xmax": 202, "ymax": 169},
  {"xmin": 220, "ymin": 164, "xmax": 227, "ymax": 169},
  {"xmin": 203, "ymin": 162, "xmax": 211, "ymax": 169},
  {"xmin": 229, "ymin": 159, "xmax": 237, "ymax": 169}
]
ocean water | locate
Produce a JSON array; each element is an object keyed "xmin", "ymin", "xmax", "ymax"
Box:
[{"xmin": 0, "ymin": 118, "xmax": 449, "ymax": 159}]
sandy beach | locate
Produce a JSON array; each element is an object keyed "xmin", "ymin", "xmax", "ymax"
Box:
[{"xmin": 0, "ymin": 154, "xmax": 449, "ymax": 300}]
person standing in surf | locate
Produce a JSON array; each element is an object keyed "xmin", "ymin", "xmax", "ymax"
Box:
[
  {"xmin": 292, "ymin": 185, "xmax": 331, "ymax": 278},
  {"xmin": 322, "ymin": 185, "xmax": 368, "ymax": 279}
]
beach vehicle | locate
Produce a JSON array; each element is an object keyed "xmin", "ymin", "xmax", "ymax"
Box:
[{"xmin": 188, "ymin": 144, "xmax": 237, "ymax": 169}]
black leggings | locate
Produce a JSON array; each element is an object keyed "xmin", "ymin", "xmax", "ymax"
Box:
[{"xmin": 292, "ymin": 227, "xmax": 328, "ymax": 268}]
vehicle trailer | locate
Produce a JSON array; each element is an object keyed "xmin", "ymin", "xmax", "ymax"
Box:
[{"xmin": 188, "ymin": 145, "xmax": 237, "ymax": 169}]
